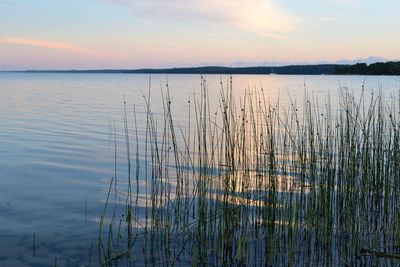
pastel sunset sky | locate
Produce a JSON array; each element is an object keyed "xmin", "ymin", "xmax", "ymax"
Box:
[{"xmin": 0, "ymin": 0, "xmax": 399, "ymax": 70}]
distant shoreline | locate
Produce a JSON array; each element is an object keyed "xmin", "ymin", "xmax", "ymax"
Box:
[
  {"xmin": 2, "ymin": 62, "xmax": 400, "ymax": 75},
  {"xmin": 0, "ymin": 64, "xmax": 341, "ymax": 75}
]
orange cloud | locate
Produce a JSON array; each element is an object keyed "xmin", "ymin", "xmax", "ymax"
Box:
[{"xmin": 1, "ymin": 37, "xmax": 118, "ymax": 57}]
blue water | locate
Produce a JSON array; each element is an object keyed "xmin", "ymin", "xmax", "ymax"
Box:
[{"xmin": 0, "ymin": 73, "xmax": 398, "ymax": 266}]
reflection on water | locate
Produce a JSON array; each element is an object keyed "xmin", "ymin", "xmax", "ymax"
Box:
[{"xmin": 0, "ymin": 72, "xmax": 399, "ymax": 265}]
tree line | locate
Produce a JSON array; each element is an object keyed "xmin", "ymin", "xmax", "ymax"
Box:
[{"xmin": 334, "ymin": 61, "xmax": 400, "ymax": 75}]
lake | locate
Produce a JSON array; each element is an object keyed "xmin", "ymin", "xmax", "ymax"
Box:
[{"xmin": 0, "ymin": 73, "xmax": 399, "ymax": 266}]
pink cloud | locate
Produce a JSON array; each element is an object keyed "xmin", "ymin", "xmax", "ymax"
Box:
[{"xmin": 1, "ymin": 37, "xmax": 118, "ymax": 57}]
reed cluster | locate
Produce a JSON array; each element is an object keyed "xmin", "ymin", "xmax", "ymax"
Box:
[{"xmin": 95, "ymin": 77, "xmax": 400, "ymax": 266}]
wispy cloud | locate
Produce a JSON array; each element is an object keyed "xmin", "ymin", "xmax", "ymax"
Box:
[
  {"xmin": 0, "ymin": 37, "xmax": 119, "ymax": 57},
  {"xmin": 325, "ymin": 0, "xmax": 360, "ymax": 5},
  {"xmin": 317, "ymin": 17, "xmax": 339, "ymax": 22},
  {"xmin": 316, "ymin": 13, "xmax": 345, "ymax": 22},
  {"xmin": 329, "ymin": 0, "xmax": 358, "ymax": 2},
  {"xmin": 0, "ymin": 0, "xmax": 29, "ymax": 9},
  {"xmin": 97, "ymin": 0, "xmax": 300, "ymax": 37}
]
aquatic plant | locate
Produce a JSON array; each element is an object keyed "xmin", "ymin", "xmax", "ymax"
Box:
[{"xmin": 95, "ymin": 76, "xmax": 400, "ymax": 266}]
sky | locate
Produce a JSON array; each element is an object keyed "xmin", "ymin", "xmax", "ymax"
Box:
[{"xmin": 0, "ymin": 0, "xmax": 399, "ymax": 70}]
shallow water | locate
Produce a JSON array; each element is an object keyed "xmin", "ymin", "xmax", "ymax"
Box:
[{"xmin": 0, "ymin": 73, "xmax": 399, "ymax": 266}]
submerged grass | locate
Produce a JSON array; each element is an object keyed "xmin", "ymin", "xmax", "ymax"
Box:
[{"xmin": 95, "ymin": 76, "xmax": 400, "ymax": 266}]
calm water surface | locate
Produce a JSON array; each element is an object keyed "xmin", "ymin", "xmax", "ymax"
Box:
[{"xmin": 0, "ymin": 73, "xmax": 399, "ymax": 266}]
